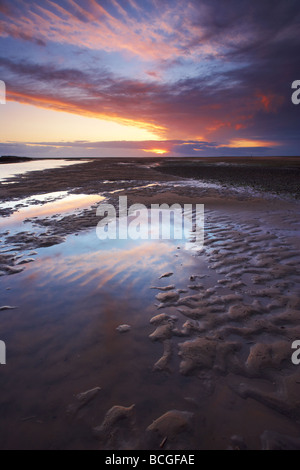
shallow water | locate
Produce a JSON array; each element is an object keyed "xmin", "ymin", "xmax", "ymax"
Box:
[
  {"xmin": 0, "ymin": 184, "xmax": 300, "ymax": 449},
  {"xmin": 0, "ymin": 192, "xmax": 104, "ymax": 230},
  {"xmin": 0, "ymin": 159, "xmax": 89, "ymax": 183},
  {"xmin": 0, "ymin": 226, "xmax": 204, "ymax": 449}
]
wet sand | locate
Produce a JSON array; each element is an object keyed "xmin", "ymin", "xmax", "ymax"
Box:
[
  {"xmin": 0, "ymin": 157, "xmax": 299, "ymax": 449},
  {"xmin": 157, "ymin": 156, "xmax": 300, "ymax": 199}
]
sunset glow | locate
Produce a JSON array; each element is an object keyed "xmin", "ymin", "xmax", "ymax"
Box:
[
  {"xmin": 0, "ymin": 1, "xmax": 299, "ymax": 157},
  {"xmin": 1, "ymin": 102, "xmax": 160, "ymax": 143},
  {"xmin": 143, "ymin": 148, "xmax": 169, "ymax": 155},
  {"xmin": 221, "ymin": 139, "xmax": 281, "ymax": 149}
]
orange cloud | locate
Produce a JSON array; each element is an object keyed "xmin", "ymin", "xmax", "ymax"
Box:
[
  {"xmin": 256, "ymin": 92, "xmax": 284, "ymax": 113},
  {"xmin": 235, "ymin": 123, "xmax": 247, "ymax": 130},
  {"xmin": 6, "ymin": 89, "xmax": 166, "ymax": 137},
  {"xmin": 220, "ymin": 139, "xmax": 281, "ymax": 148}
]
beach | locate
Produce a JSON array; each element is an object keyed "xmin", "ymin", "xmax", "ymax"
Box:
[{"xmin": 0, "ymin": 156, "xmax": 300, "ymax": 450}]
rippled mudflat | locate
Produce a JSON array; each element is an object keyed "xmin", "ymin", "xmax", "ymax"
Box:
[{"xmin": 0, "ymin": 158, "xmax": 299, "ymax": 450}]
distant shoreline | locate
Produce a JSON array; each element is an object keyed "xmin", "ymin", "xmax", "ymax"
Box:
[
  {"xmin": 1, "ymin": 155, "xmax": 300, "ymax": 165},
  {"xmin": 0, "ymin": 156, "xmax": 33, "ymax": 164},
  {"xmin": 1, "ymin": 155, "xmax": 300, "ymax": 202},
  {"xmin": 1, "ymin": 154, "xmax": 300, "ymax": 199}
]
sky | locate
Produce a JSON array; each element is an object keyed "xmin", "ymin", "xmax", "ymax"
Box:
[{"xmin": 0, "ymin": 0, "xmax": 299, "ymax": 158}]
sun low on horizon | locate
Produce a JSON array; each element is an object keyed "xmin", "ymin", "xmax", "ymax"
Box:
[{"xmin": 0, "ymin": 0, "xmax": 299, "ymax": 158}]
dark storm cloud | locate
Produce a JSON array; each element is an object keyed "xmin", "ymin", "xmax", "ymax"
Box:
[{"xmin": 0, "ymin": 0, "xmax": 299, "ymax": 154}]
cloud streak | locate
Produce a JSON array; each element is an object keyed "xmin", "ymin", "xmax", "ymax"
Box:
[
  {"xmin": 0, "ymin": 138, "xmax": 283, "ymax": 159},
  {"xmin": 0, "ymin": 0, "xmax": 300, "ymax": 155},
  {"xmin": 0, "ymin": 56, "xmax": 290, "ymax": 141}
]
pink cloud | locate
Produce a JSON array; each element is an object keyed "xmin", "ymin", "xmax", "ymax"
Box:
[{"xmin": 0, "ymin": 0, "xmax": 219, "ymax": 62}]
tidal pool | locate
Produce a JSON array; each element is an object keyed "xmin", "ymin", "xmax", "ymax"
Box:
[
  {"xmin": 0, "ymin": 226, "xmax": 208, "ymax": 449},
  {"xmin": 0, "ymin": 192, "xmax": 104, "ymax": 230},
  {"xmin": 0, "ymin": 159, "xmax": 89, "ymax": 183},
  {"xmin": 0, "ymin": 190, "xmax": 300, "ymax": 450}
]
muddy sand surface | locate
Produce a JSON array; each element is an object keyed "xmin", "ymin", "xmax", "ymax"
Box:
[{"xmin": 0, "ymin": 157, "xmax": 299, "ymax": 450}]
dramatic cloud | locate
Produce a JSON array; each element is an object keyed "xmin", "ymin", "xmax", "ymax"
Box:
[{"xmin": 0, "ymin": 0, "xmax": 299, "ymax": 156}]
